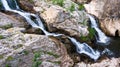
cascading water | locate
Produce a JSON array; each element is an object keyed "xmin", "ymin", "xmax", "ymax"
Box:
[
  {"xmin": 68, "ymin": 37, "xmax": 100, "ymax": 61},
  {"xmin": 87, "ymin": 14, "xmax": 110, "ymax": 44},
  {"xmin": 0, "ymin": 0, "xmax": 104, "ymax": 61}
]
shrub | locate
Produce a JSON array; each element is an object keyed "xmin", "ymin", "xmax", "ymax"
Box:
[{"xmin": 52, "ymin": 0, "xmax": 64, "ymax": 7}]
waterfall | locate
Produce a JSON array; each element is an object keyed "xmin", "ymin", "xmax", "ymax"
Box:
[
  {"xmin": 1, "ymin": 0, "xmax": 101, "ymax": 60},
  {"xmin": 88, "ymin": 15, "xmax": 110, "ymax": 44},
  {"xmin": 68, "ymin": 37, "xmax": 100, "ymax": 61}
]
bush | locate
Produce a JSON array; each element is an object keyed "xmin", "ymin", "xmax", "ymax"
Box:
[{"xmin": 52, "ymin": 0, "xmax": 64, "ymax": 7}]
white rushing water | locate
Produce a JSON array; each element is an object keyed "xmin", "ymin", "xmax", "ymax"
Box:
[
  {"xmin": 1, "ymin": 0, "xmax": 101, "ymax": 60},
  {"xmin": 68, "ymin": 37, "xmax": 100, "ymax": 61},
  {"xmin": 87, "ymin": 14, "xmax": 110, "ymax": 44}
]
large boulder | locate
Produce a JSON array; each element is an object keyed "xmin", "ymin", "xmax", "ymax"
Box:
[
  {"xmin": 18, "ymin": 0, "xmax": 35, "ymax": 13},
  {"xmin": 0, "ymin": 28, "xmax": 73, "ymax": 67},
  {"xmin": 33, "ymin": 0, "xmax": 89, "ymax": 37},
  {"xmin": 84, "ymin": 0, "xmax": 120, "ymax": 36}
]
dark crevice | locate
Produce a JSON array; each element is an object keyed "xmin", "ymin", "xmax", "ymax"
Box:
[{"xmin": 115, "ymin": 30, "xmax": 119, "ymax": 37}]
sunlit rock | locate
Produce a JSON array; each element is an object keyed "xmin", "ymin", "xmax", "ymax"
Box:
[{"xmin": 0, "ymin": 28, "xmax": 73, "ymax": 67}]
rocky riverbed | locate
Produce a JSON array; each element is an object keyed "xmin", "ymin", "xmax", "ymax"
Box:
[{"xmin": 0, "ymin": 0, "xmax": 120, "ymax": 67}]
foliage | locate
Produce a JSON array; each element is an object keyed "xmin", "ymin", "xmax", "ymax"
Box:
[
  {"xmin": 67, "ymin": 3, "xmax": 75, "ymax": 12},
  {"xmin": 6, "ymin": 56, "xmax": 13, "ymax": 61},
  {"xmin": 45, "ymin": 51, "xmax": 59, "ymax": 58},
  {"xmin": 5, "ymin": 64, "xmax": 10, "ymax": 67},
  {"xmin": 78, "ymin": 4, "xmax": 84, "ymax": 10},
  {"xmin": 52, "ymin": 0, "xmax": 64, "ymax": 7},
  {"xmin": 88, "ymin": 27, "xmax": 96, "ymax": 39},
  {"xmin": 23, "ymin": 50, "xmax": 29, "ymax": 55},
  {"xmin": 32, "ymin": 52, "xmax": 42, "ymax": 67},
  {"xmin": 80, "ymin": 27, "xmax": 96, "ymax": 41},
  {"xmin": 81, "ymin": 19, "xmax": 88, "ymax": 26},
  {"xmin": 0, "ymin": 24, "xmax": 13, "ymax": 29},
  {"xmin": 0, "ymin": 35, "xmax": 4, "ymax": 39}
]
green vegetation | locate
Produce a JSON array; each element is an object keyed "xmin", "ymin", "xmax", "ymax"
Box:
[
  {"xmin": 45, "ymin": 51, "xmax": 59, "ymax": 58},
  {"xmin": 80, "ymin": 27, "xmax": 96, "ymax": 41},
  {"xmin": 0, "ymin": 55, "xmax": 3, "ymax": 59},
  {"xmin": 6, "ymin": 56, "xmax": 13, "ymax": 61},
  {"xmin": 88, "ymin": 27, "xmax": 96, "ymax": 39},
  {"xmin": 52, "ymin": 0, "xmax": 64, "ymax": 7},
  {"xmin": 81, "ymin": 19, "xmax": 88, "ymax": 26},
  {"xmin": 78, "ymin": 4, "xmax": 84, "ymax": 10},
  {"xmin": 67, "ymin": 3, "xmax": 84, "ymax": 12},
  {"xmin": 23, "ymin": 50, "xmax": 29, "ymax": 55},
  {"xmin": 32, "ymin": 52, "xmax": 42, "ymax": 67},
  {"xmin": 67, "ymin": 3, "xmax": 75, "ymax": 12},
  {"xmin": 5, "ymin": 64, "xmax": 10, "ymax": 67},
  {"xmin": 0, "ymin": 35, "xmax": 4, "ymax": 39},
  {"xmin": 33, "ymin": 52, "xmax": 41, "ymax": 61},
  {"xmin": 0, "ymin": 24, "xmax": 13, "ymax": 29},
  {"xmin": 32, "ymin": 50, "xmax": 60, "ymax": 67}
]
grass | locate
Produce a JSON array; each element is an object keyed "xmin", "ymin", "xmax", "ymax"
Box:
[
  {"xmin": 80, "ymin": 27, "xmax": 96, "ymax": 41},
  {"xmin": 52, "ymin": 0, "xmax": 64, "ymax": 7},
  {"xmin": 0, "ymin": 24, "xmax": 13, "ymax": 29},
  {"xmin": 32, "ymin": 50, "xmax": 60, "ymax": 67},
  {"xmin": 45, "ymin": 51, "xmax": 59, "ymax": 58},
  {"xmin": 0, "ymin": 35, "xmax": 4, "ymax": 39},
  {"xmin": 67, "ymin": 3, "xmax": 75, "ymax": 12},
  {"xmin": 6, "ymin": 56, "xmax": 13, "ymax": 61},
  {"xmin": 78, "ymin": 4, "xmax": 84, "ymax": 10},
  {"xmin": 33, "ymin": 52, "xmax": 41, "ymax": 61},
  {"xmin": 32, "ymin": 52, "xmax": 42, "ymax": 67},
  {"xmin": 23, "ymin": 50, "xmax": 29, "ymax": 55},
  {"xmin": 5, "ymin": 64, "xmax": 10, "ymax": 67}
]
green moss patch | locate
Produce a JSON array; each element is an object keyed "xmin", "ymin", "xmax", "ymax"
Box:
[{"xmin": 0, "ymin": 35, "xmax": 4, "ymax": 39}]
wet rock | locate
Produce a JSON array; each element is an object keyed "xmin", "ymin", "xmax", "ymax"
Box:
[
  {"xmin": 0, "ymin": 27, "xmax": 73, "ymax": 67},
  {"xmin": 0, "ymin": 12, "xmax": 26, "ymax": 29},
  {"xmin": 33, "ymin": 0, "xmax": 89, "ymax": 37},
  {"xmin": 84, "ymin": 0, "xmax": 120, "ymax": 36},
  {"xmin": 18, "ymin": 0, "xmax": 35, "ymax": 13},
  {"xmin": 74, "ymin": 58, "xmax": 120, "ymax": 67}
]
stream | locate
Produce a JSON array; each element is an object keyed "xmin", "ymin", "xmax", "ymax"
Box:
[{"xmin": 0, "ymin": 0, "xmax": 120, "ymax": 61}]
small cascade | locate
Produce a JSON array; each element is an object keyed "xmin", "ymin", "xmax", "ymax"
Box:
[
  {"xmin": 88, "ymin": 14, "xmax": 110, "ymax": 44},
  {"xmin": 68, "ymin": 37, "xmax": 100, "ymax": 61},
  {"xmin": 1, "ymin": 0, "xmax": 62, "ymax": 37},
  {"xmin": 1, "ymin": 0, "xmax": 102, "ymax": 60}
]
